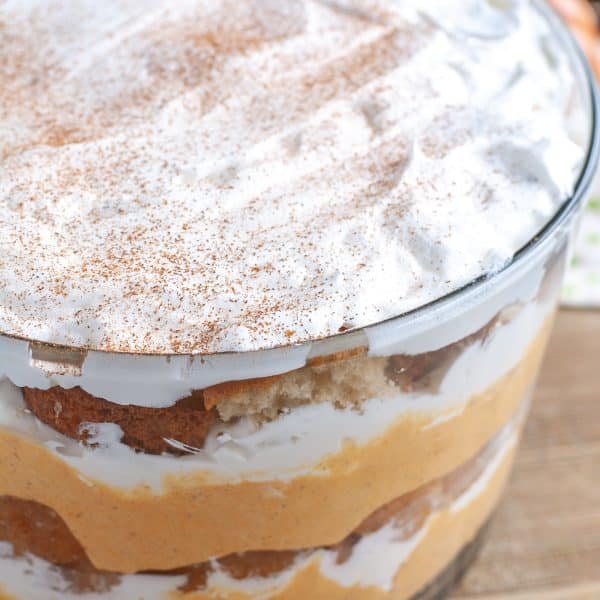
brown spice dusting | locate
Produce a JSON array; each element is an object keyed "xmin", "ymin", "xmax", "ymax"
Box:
[{"xmin": 0, "ymin": 1, "xmax": 439, "ymax": 355}]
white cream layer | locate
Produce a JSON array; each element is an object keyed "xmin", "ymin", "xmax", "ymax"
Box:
[
  {"xmin": 0, "ymin": 423, "xmax": 516, "ymax": 600},
  {"xmin": 0, "ymin": 298, "xmax": 548, "ymax": 490}
]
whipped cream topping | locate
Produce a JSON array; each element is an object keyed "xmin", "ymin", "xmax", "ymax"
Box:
[{"xmin": 0, "ymin": 0, "xmax": 586, "ymax": 353}]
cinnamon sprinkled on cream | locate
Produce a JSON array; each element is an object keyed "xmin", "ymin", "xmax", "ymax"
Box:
[{"xmin": 0, "ymin": 0, "xmax": 586, "ymax": 353}]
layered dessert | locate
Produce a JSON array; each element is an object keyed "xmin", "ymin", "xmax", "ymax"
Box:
[{"xmin": 0, "ymin": 0, "xmax": 595, "ymax": 598}]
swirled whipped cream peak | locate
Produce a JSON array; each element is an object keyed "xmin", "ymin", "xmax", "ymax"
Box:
[{"xmin": 0, "ymin": 0, "xmax": 587, "ymax": 354}]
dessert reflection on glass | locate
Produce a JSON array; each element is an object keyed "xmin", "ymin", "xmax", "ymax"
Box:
[{"xmin": 0, "ymin": 0, "xmax": 597, "ymax": 599}]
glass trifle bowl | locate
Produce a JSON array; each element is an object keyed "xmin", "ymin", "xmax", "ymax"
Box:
[{"xmin": 0, "ymin": 1, "xmax": 599, "ymax": 599}]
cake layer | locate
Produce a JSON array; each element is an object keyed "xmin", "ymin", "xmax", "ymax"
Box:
[
  {"xmin": 0, "ymin": 421, "xmax": 517, "ymax": 599},
  {"xmin": 23, "ymin": 387, "xmax": 216, "ymax": 456},
  {"xmin": 20, "ymin": 308, "xmax": 504, "ymax": 455},
  {"xmin": 8, "ymin": 295, "xmax": 553, "ymax": 484}
]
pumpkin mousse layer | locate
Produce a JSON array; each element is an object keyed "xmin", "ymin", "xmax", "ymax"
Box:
[{"xmin": 0, "ymin": 417, "xmax": 517, "ymax": 599}]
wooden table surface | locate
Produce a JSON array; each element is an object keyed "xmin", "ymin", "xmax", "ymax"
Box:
[{"xmin": 452, "ymin": 310, "xmax": 600, "ymax": 600}]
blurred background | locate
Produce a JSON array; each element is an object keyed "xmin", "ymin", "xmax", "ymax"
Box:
[
  {"xmin": 452, "ymin": 2, "xmax": 600, "ymax": 598},
  {"xmin": 558, "ymin": 0, "xmax": 600, "ymax": 308}
]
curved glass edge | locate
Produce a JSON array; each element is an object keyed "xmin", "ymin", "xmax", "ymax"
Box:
[{"xmin": 0, "ymin": 0, "xmax": 598, "ymax": 366}]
